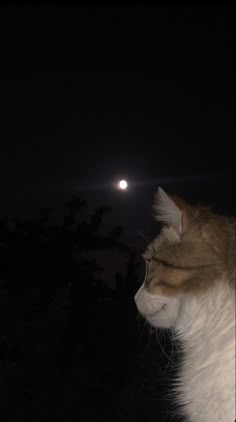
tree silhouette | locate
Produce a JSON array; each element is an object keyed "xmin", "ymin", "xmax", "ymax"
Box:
[
  {"xmin": 0, "ymin": 197, "xmax": 175, "ymax": 422},
  {"xmin": 115, "ymin": 251, "xmax": 141, "ymax": 299},
  {"xmin": 0, "ymin": 197, "xmax": 130, "ymax": 376}
]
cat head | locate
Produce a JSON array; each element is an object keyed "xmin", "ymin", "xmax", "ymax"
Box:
[{"xmin": 134, "ymin": 187, "xmax": 235, "ymax": 329}]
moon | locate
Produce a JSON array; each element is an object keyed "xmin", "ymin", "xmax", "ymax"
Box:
[{"xmin": 118, "ymin": 180, "xmax": 128, "ymax": 190}]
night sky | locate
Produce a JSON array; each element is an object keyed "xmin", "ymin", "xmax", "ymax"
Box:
[{"xmin": 1, "ymin": 3, "xmax": 235, "ymax": 230}]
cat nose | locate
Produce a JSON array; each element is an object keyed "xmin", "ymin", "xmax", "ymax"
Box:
[
  {"xmin": 134, "ymin": 283, "xmax": 144, "ymax": 303},
  {"xmin": 144, "ymin": 263, "xmax": 148, "ymax": 283},
  {"xmin": 144, "ymin": 276, "xmax": 152, "ymax": 288}
]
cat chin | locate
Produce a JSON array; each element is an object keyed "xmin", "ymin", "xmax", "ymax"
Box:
[
  {"xmin": 146, "ymin": 305, "xmax": 180, "ymax": 329},
  {"xmin": 146, "ymin": 316, "xmax": 174, "ymax": 329},
  {"xmin": 134, "ymin": 283, "xmax": 181, "ymax": 328}
]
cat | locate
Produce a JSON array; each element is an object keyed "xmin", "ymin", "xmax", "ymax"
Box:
[{"xmin": 134, "ymin": 187, "xmax": 235, "ymax": 422}]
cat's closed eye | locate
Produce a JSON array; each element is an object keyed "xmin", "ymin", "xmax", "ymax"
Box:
[
  {"xmin": 154, "ymin": 280, "xmax": 173, "ymax": 288},
  {"xmin": 142, "ymin": 255, "xmax": 152, "ymax": 263}
]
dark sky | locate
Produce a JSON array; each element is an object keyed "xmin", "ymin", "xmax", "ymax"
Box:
[{"xmin": 0, "ymin": 3, "xmax": 235, "ymax": 233}]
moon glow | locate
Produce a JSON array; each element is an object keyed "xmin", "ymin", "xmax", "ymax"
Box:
[{"xmin": 119, "ymin": 180, "xmax": 128, "ymax": 190}]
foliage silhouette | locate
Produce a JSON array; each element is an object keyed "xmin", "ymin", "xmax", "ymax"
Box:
[{"xmin": 0, "ymin": 197, "xmax": 179, "ymax": 422}]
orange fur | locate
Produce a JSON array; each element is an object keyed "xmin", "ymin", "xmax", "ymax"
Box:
[{"xmin": 145, "ymin": 193, "xmax": 235, "ymax": 296}]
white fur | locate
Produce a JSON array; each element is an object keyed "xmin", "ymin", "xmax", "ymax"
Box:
[
  {"xmin": 134, "ymin": 280, "xmax": 235, "ymax": 422},
  {"xmin": 175, "ymin": 281, "xmax": 235, "ymax": 422},
  {"xmin": 154, "ymin": 187, "xmax": 183, "ymax": 232}
]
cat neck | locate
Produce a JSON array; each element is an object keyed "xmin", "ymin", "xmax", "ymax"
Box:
[
  {"xmin": 174, "ymin": 279, "xmax": 235, "ymax": 422},
  {"xmin": 176, "ymin": 279, "xmax": 235, "ymax": 352}
]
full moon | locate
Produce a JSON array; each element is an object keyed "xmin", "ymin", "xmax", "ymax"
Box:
[{"xmin": 119, "ymin": 180, "xmax": 128, "ymax": 190}]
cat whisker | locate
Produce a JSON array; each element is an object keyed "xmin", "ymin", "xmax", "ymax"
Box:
[{"xmin": 154, "ymin": 328, "xmax": 171, "ymax": 363}]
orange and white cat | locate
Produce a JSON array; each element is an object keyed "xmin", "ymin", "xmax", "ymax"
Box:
[{"xmin": 134, "ymin": 187, "xmax": 235, "ymax": 422}]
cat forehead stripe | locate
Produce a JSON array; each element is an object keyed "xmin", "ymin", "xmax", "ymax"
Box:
[{"xmin": 150, "ymin": 226, "xmax": 181, "ymax": 252}]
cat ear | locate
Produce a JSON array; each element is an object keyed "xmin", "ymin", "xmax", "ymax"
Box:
[{"xmin": 153, "ymin": 187, "xmax": 195, "ymax": 233}]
